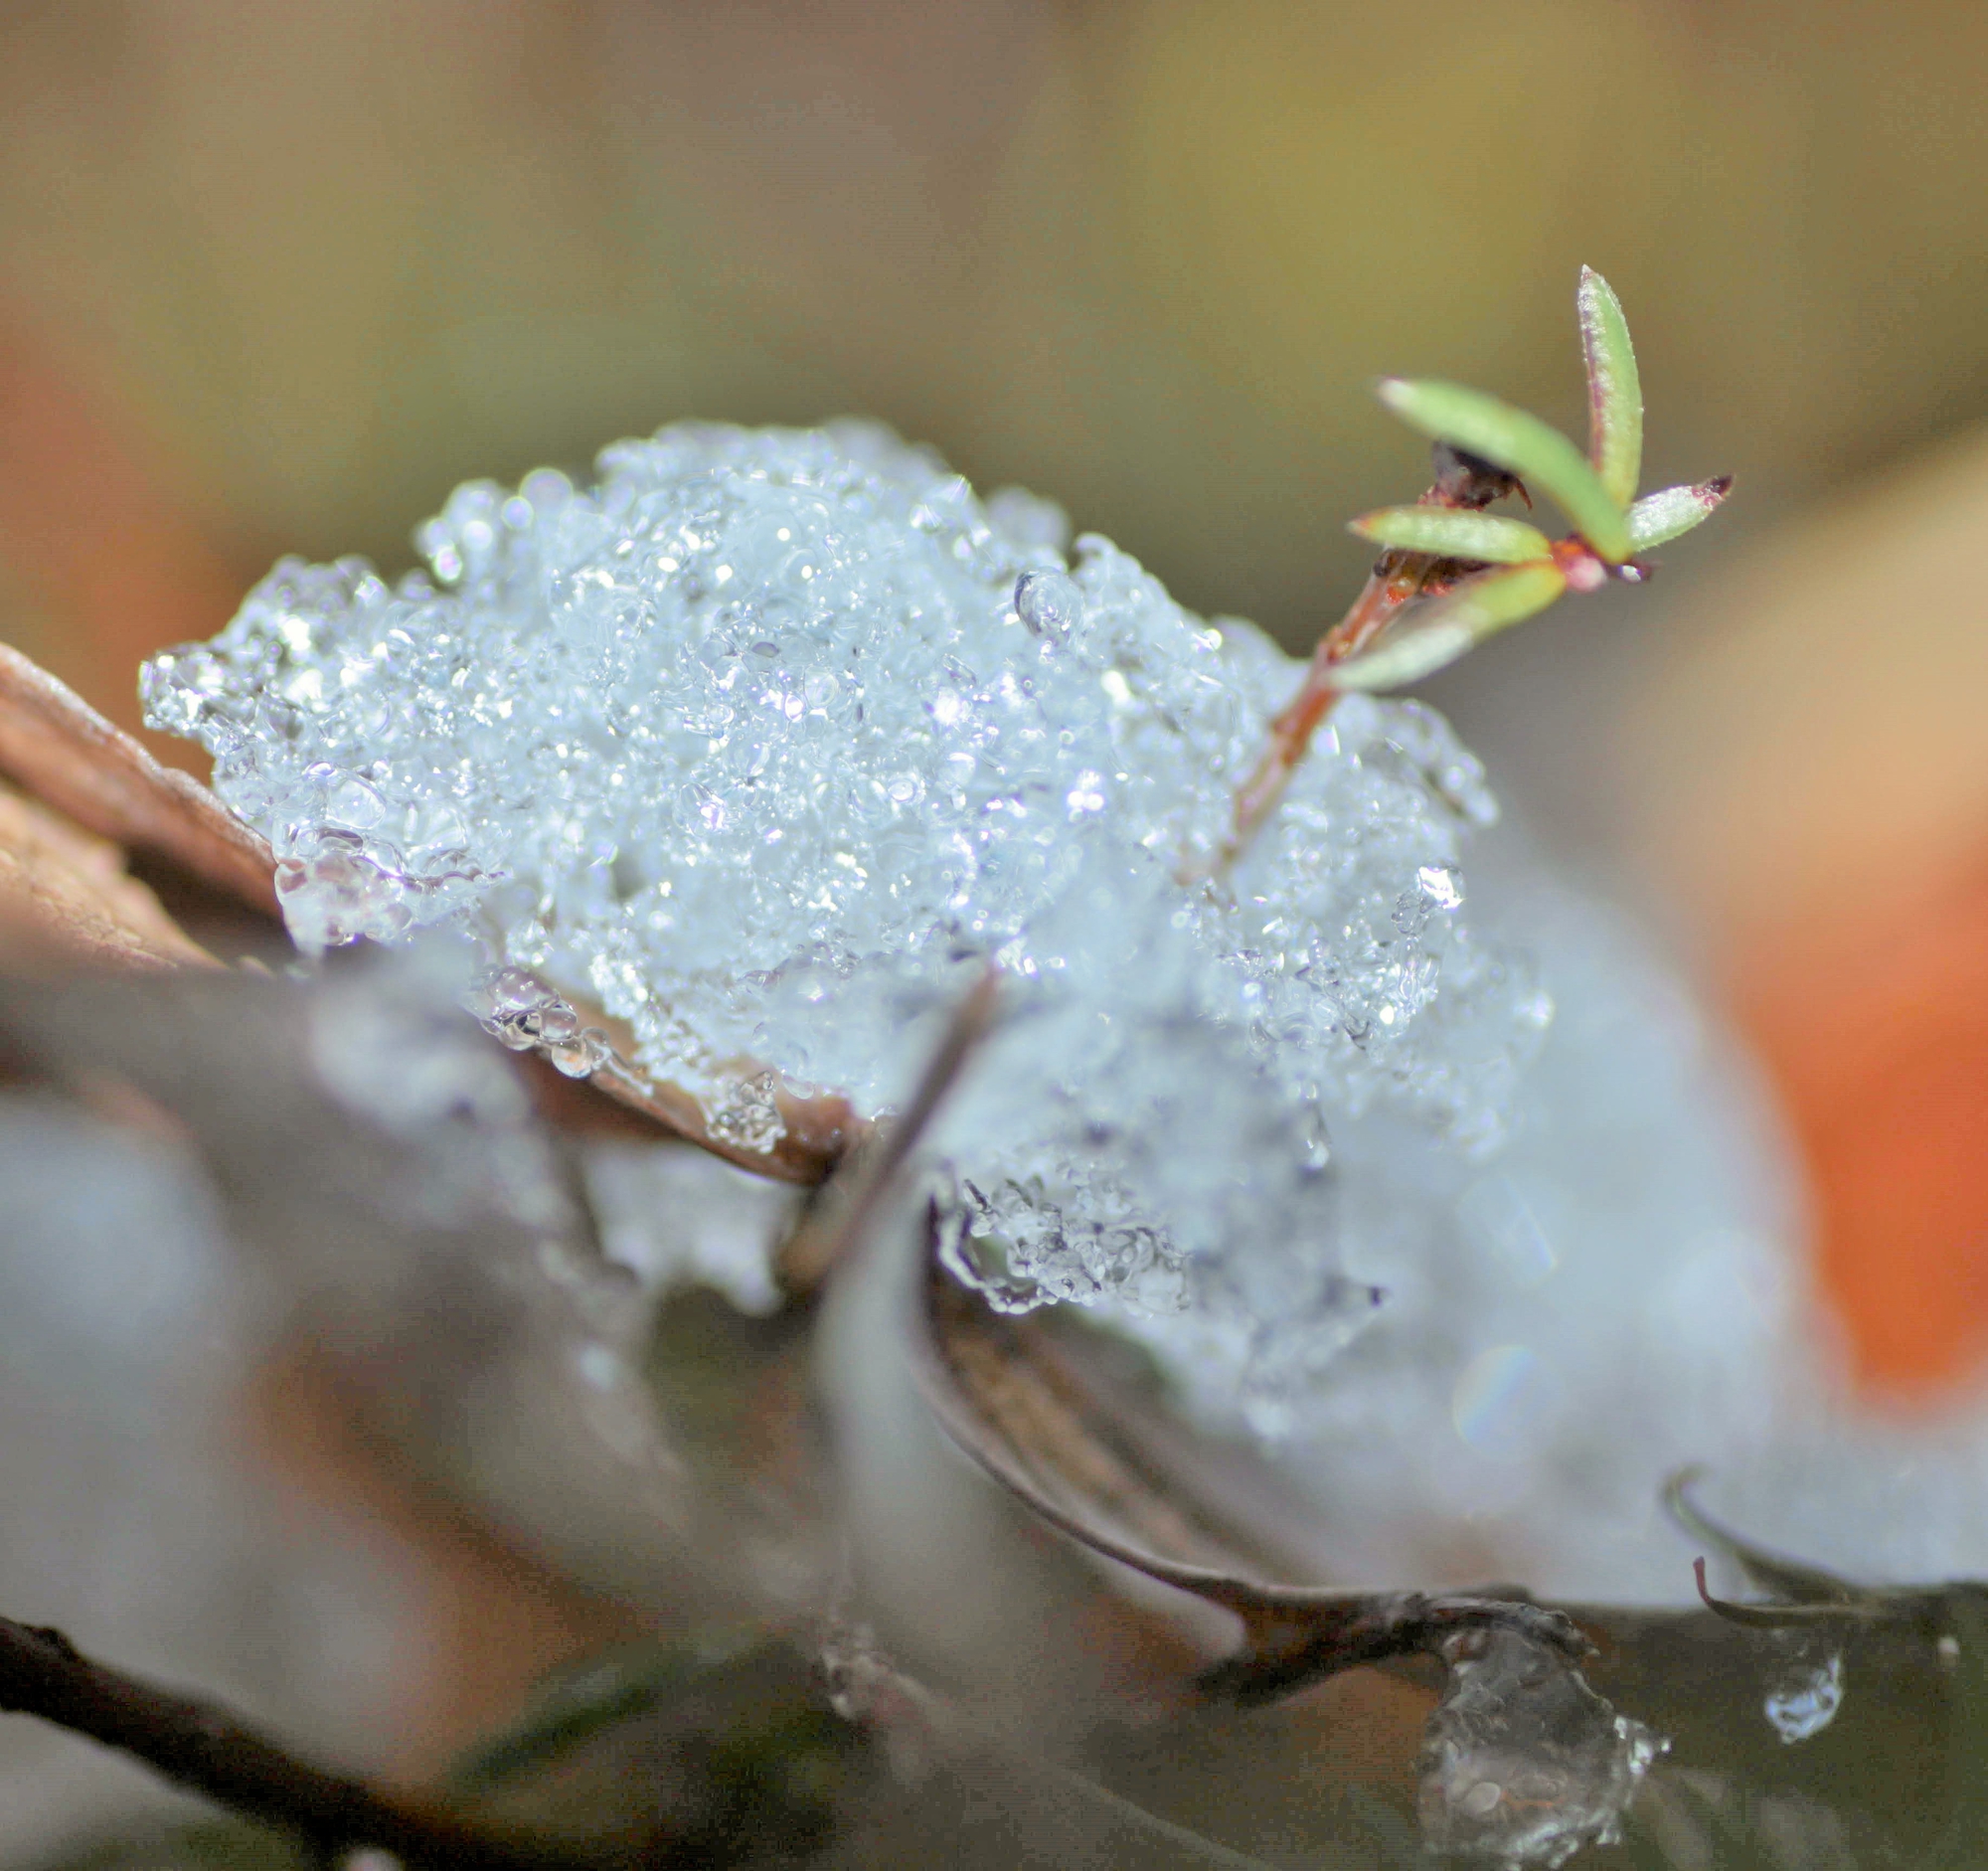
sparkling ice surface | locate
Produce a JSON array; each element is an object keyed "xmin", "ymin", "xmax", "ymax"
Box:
[{"xmin": 144, "ymin": 422, "xmax": 1544, "ymax": 1412}]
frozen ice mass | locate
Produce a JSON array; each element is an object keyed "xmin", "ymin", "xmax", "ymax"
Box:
[
  {"xmin": 142, "ymin": 420, "xmax": 1550, "ymax": 1415},
  {"xmin": 135, "ymin": 414, "xmax": 1988, "ymax": 1614}
]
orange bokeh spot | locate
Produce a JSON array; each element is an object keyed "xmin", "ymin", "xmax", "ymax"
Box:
[
  {"xmin": 1736, "ymin": 856, "xmax": 1988, "ymax": 1401},
  {"xmin": 0, "ymin": 310, "xmax": 249, "ymax": 761}
]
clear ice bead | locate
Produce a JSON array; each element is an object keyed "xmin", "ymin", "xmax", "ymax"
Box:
[
  {"xmin": 1418, "ymin": 1627, "xmax": 1665, "ymax": 1868},
  {"xmin": 1762, "ymin": 1650, "xmax": 1844, "ymax": 1745},
  {"xmin": 1013, "ymin": 569, "xmax": 1083, "ymax": 641}
]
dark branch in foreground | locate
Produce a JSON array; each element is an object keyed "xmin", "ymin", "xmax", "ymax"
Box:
[
  {"xmin": 776, "ymin": 963, "xmax": 1000, "ymax": 1294},
  {"xmin": 0, "ymin": 1615, "xmax": 582, "ymax": 1870}
]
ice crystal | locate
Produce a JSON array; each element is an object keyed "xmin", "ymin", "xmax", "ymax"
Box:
[
  {"xmin": 1418, "ymin": 1626, "xmax": 1665, "ymax": 1868},
  {"xmin": 1762, "ymin": 1649, "xmax": 1844, "ymax": 1745},
  {"xmin": 143, "ymin": 422, "xmax": 1545, "ymax": 1406},
  {"xmin": 1258, "ymin": 877, "xmax": 1814, "ymax": 1591}
]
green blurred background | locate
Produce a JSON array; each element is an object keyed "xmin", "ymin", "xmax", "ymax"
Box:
[{"xmin": 5, "ymin": 0, "xmax": 1988, "ymax": 698}]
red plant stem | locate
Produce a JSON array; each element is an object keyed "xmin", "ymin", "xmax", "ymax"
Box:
[
  {"xmin": 1212, "ymin": 447, "xmax": 1527, "ymax": 878},
  {"xmin": 1218, "ymin": 558, "xmax": 1425, "ymax": 869}
]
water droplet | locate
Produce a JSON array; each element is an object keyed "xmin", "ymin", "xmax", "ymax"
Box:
[
  {"xmin": 1461, "ymin": 1780, "xmax": 1504, "ymax": 1818},
  {"xmin": 1763, "ymin": 1651, "xmax": 1844, "ymax": 1744},
  {"xmin": 1417, "ymin": 863, "xmax": 1463, "ymax": 911},
  {"xmin": 464, "ymin": 965, "xmax": 583, "ymax": 1053},
  {"xmin": 535, "ymin": 1002, "xmax": 580, "ymax": 1045},
  {"xmin": 1014, "ymin": 569, "xmax": 1083, "ymax": 640},
  {"xmin": 547, "ymin": 1027, "xmax": 610, "ymax": 1079}
]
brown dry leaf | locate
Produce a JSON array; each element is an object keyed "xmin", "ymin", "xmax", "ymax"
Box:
[
  {"xmin": 912, "ymin": 1245, "xmax": 1588, "ymax": 1707},
  {"xmin": 584, "ymin": 1007, "xmax": 855, "ymax": 1184},
  {"xmin": 0, "ymin": 636, "xmax": 857, "ymax": 1181},
  {"xmin": 0, "ymin": 639, "xmax": 278, "ymax": 914},
  {"xmin": 915, "ymin": 1246, "xmax": 1273, "ymax": 1582},
  {"xmin": 0, "ymin": 778, "xmax": 215, "ymax": 971}
]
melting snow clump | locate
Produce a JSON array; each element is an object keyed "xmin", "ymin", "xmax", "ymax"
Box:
[
  {"xmin": 143, "ymin": 421, "xmax": 1548, "ymax": 1417},
  {"xmin": 1418, "ymin": 1625, "xmax": 1666, "ymax": 1868}
]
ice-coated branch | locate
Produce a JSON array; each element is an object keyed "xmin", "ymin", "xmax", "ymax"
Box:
[{"xmin": 0, "ymin": 1615, "xmax": 583, "ymax": 1870}]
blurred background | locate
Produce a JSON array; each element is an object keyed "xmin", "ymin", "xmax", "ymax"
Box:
[
  {"xmin": 4, "ymin": 3, "xmax": 1988, "ymax": 1834},
  {"xmin": 10, "ymin": 0, "xmax": 1988, "ymax": 1408}
]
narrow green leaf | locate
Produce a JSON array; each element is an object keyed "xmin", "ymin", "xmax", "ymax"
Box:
[
  {"xmin": 1626, "ymin": 476, "xmax": 1733, "ymax": 552},
  {"xmin": 1378, "ymin": 379, "xmax": 1631, "ymax": 563},
  {"xmin": 1577, "ymin": 266, "xmax": 1643, "ymax": 509},
  {"xmin": 1327, "ymin": 563, "xmax": 1568, "ymax": 692},
  {"xmin": 1349, "ymin": 506, "xmax": 1554, "ymax": 565}
]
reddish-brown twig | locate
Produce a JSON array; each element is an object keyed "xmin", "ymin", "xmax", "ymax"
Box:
[{"xmin": 1211, "ymin": 445, "xmax": 1521, "ymax": 878}]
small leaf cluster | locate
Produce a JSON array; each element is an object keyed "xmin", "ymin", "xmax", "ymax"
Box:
[{"xmin": 1331, "ymin": 268, "xmax": 1730, "ymax": 692}]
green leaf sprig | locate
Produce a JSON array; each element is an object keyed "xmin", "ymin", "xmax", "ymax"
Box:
[
  {"xmin": 1207, "ymin": 267, "xmax": 1729, "ymax": 875},
  {"xmin": 1327, "ymin": 266, "xmax": 1730, "ymax": 693}
]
